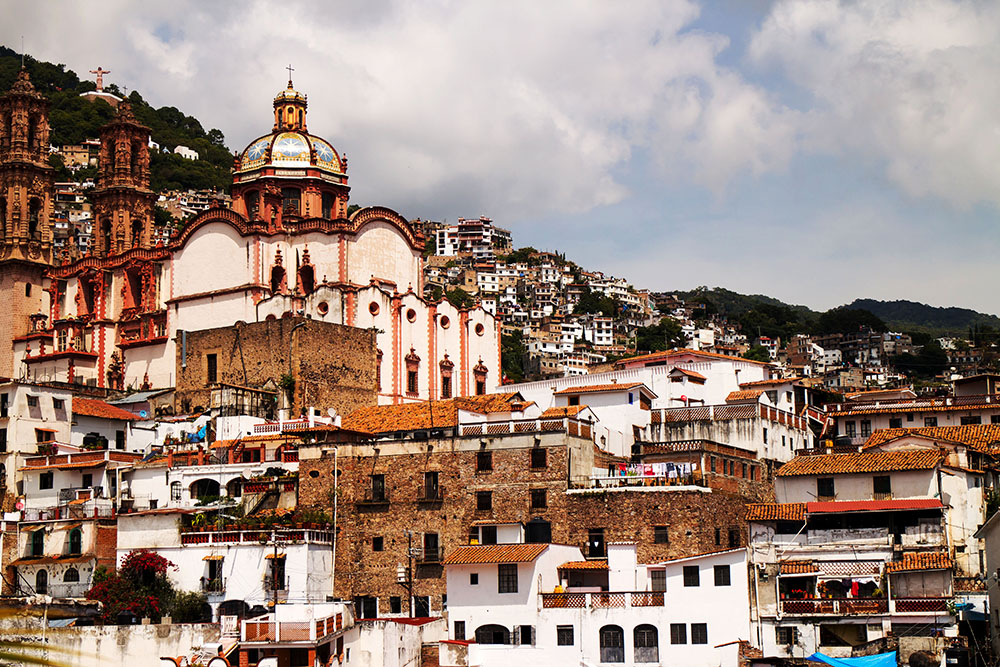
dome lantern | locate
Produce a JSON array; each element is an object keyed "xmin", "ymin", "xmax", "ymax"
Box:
[{"xmin": 273, "ymin": 67, "xmax": 308, "ymax": 132}]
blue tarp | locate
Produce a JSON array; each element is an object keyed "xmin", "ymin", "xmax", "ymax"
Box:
[{"xmin": 806, "ymin": 652, "xmax": 897, "ymax": 667}]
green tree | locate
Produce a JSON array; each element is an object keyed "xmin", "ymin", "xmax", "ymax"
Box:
[
  {"xmin": 86, "ymin": 550, "xmax": 176, "ymax": 623},
  {"xmin": 743, "ymin": 345, "xmax": 771, "ymax": 362},
  {"xmin": 501, "ymin": 331, "xmax": 527, "ymax": 383},
  {"xmin": 634, "ymin": 317, "xmax": 685, "ymax": 353},
  {"xmin": 574, "ymin": 287, "xmax": 616, "ymax": 318},
  {"xmin": 814, "ymin": 307, "xmax": 886, "ymax": 335},
  {"xmin": 446, "ymin": 288, "xmax": 475, "ymax": 310}
]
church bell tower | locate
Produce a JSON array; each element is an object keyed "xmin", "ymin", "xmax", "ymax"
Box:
[{"xmin": 92, "ymin": 100, "xmax": 156, "ymax": 257}]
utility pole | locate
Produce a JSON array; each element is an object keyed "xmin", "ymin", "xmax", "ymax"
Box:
[{"xmin": 272, "ymin": 530, "xmax": 278, "ymax": 609}]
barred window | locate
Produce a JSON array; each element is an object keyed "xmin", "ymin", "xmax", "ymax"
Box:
[{"xmin": 498, "ymin": 563, "xmax": 517, "ymax": 593}]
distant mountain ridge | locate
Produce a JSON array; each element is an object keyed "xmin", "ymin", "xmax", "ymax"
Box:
[{"xmin": 846, "ymin": 298, "xmax": 1000, "ymax": 335}]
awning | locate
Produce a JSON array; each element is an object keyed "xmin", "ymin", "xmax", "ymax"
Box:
[
  {"xmin": 202, "ymin": 554, "xmax": 224, "ymax": 561},
  {"xmin": 264, "ymin": 553, "xmax": 285, "ymax": 560},
  {"xmin": 20, "ymin": 524, "xmax": 44, "ymax": 533},
  {"xmin": 55, "ymin": 522, "xmax": 82, "ymax": 531},
  {"xmin": 807, "ymin": 651, "xmax": 897, "ymax": 667}
]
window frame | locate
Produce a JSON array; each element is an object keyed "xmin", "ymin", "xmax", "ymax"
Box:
[
  {"xmin": 682, "ymin": 565, "xmax": 700, "ymax": 587},
  {"xmin": 714, "ymin": 564, "xmax": 731, "ymax": 586},
  {"xmin": 497, "ymin": 563, "xmax": 518, "ymax": 594}
]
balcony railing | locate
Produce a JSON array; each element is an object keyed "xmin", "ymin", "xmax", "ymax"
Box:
[
  {"xmin": 179, "ymin": 527, "xmax": 333, "ymax": 546},
  {"xmin": 416, "ymin": 547, "xmax": 444, "ymax": 564},
  {"xmin": 417, "ymin": 487, "xmax": 445, "ymax": 503},
  {"xmin": 540, "ymin": 591, "xmax": 665, "ymax": 609},
  {"xmin": 356, "ymin": 490, "xmax": 390, "ymax": 506},
  {"xmin": 779, "ymin": 597, "xmax": 952, "ymax": 616},
  {"xmin": 201, "ymin": 577, "xmax": 225, "ymax": 593},
  {"xmin": 457, "ymin": 417, "xmax": 593, "ymax": 440},
  {"xmin": 241, "ymin": 612, "xmax": 346, "ymax": 643}
]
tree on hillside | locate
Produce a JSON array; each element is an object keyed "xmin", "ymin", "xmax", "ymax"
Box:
[
  {"xmin": 892, "ymin": 341, "xmax": 948, "ymax": 379},
  {"xmin": 446, "ymin": 288, "xmax": 475, "ymax": 310},
  {"xmin": 634, "ymin": 317, "xmax": 685, "ymax": 353},
  {"xmin": 743, "ymin": 345, "xmax": 771, "ymax": 363},
  {"xmin": 814, "ymin": 307, "xmax": 886, "ymax": 335},
  {"xmin": 574, "ymin": 287, "xmax": 616, "ymax": 318},
  {"xmin": 501, "ymin": 331, "xmax": 527, "ymax": 383}
]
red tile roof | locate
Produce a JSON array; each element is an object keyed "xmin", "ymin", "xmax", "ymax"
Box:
[
  {"xmin": 745, "ymin": 503, "xmax": 806, "ymax": 522},
  {"xmin": 73, "ymin": 397, "xmax": 137, "ymax": 421},
  {"xmin": 558, "ymin": 560, "xmax": 608, "ymax": 571},
  {"xmin": 864, "ymin": 424, "xmax": 1000, "ymax": 453},
  {"xmin": 541, "ymin": 405, "xmax": 590, "ymax": 419},
  {"xmin": 828, "ymin": 402, "xmax": 999, "ymax": 417},
  {"xmin": 775, "ymin": 450, "xmax": 943, "ymax": 477},
  {"xmin": 780, "ymin": 560, "xmax": 817, "ymax": 575},
  {"xmin": 342, "ymin": 393, "xmax": 525, "ymax": 434},
  {"xmin": 553, "ymin": 382, "xmax": 644, "ymax": 396},
  {"xmin": 740, "ymin": 377, "xmax": 803, "ymax": 388},
  {"xmin": 726, "ymin": 389, "xmax": 764, "ymax": 403},
  {"xmin": 806, "ymin": 498, "xmax": 945, "ymax": 514},
  {"xmin": 671, "ymin": 367, "xmax": 707, "ymax": 382},
  {"xmin": 884, "ymin": 552, "xmax": 953, "ymax": 573},
  {"xmin": 443, "ymin": 544, "xmax": 548, "ymax": 565}
]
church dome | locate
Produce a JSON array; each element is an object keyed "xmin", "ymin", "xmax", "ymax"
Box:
[{"xmin": 234, "ymin": 79, "xmax": 346, "ymax": 179}]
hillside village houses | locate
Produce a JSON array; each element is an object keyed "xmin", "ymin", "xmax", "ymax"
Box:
[{"xmin": 0, "ymin": 67, "xmax": 997, "ymax": 667}]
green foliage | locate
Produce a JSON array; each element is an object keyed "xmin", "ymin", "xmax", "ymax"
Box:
[
  {"xmin": 849, "ymin": 298, "xmax": 1000, "ymax": 336},
  {"xmin": 86, "ymin": 549, "xmax": 176, "ymax": 624},
  {"xmin": 422, "ymin": 233, "xmax": 437, "ymax": 257},
  {"xmin": 501, "ymin": 331, "xmax": 526, "ymax": 383},
  {"xmin": 634, "ymin": 317, "xmax": 685, "ymax": 353},
  {"xmin": 279, "ymin": 373, "xmax": 296, "ymax": 393},
  {"xmin": 154, "ymin": 206, "xmax": 174, "ymax": 227},
  {"xmin": 0, "ymin": 48, "xmax": 232, "ymax": 193},
  {"xmin": 814, "ymin": 307, "xmax": 886, "ymax": 335},
  {"xmin": 499, "ymin": 246, "xmax": 540, "ymax": 265},
  {"xmin": 743, "ymin": 345, "xmax": 771, "ymax": 362},
  {"xmin": 170, "ymin": 591, "xmax": 212, "ymax": 623},
  {"xmin": 892, "ymin": 340, "xmax": 949, "ymax": 379},
  {"xmin": 346, "ymin": 204, "xmax": 361, "ymax": 217},
  {"xmin": 574, "ymin": 287, "xmax": 617, "ymax": 318},
  {"xmin": 446, "ymin": 288, "xmax": 476, "ymax": 310}
]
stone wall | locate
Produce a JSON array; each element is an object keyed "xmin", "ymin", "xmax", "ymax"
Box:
[
  {"xmin": 299, "ymin": 430, "xmax": 752, "ymax": 616},
  {"xmin": 174, "ymin": 316, "xmax": 377, "ymax": 417}
]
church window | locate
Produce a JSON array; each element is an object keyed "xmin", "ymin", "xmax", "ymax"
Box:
[
  {"xmin": 27, "ymin": 198, "xmax": 41, "ymax": 239},
  {"xmin": 475, "ymin": 323, "xmax": 485, "ymax": 336},
  {"xmin": 440, "ymin": 316, "xmax": 450, "ymax": 329},
  {"xmin": 131, "ymin": 140, "xmax": 141, "ymax": 177},
  {"xmin": 245, "ymin": 190, "xmax": 259, "ymax": 219},
  {"xmin": 281, "ymin": 188, "xmax": 300, "ymax": 215},
  {"xmin": 441, "ymin": 375, "xmax": 452, "ymax": 399},
  {"xmin": 407, "ymin": 370, "xmax": 419, "ymax": 395},
  {"xmin": 0, "ymin": 197, "xmax": 7, "ymax": 235},
  {"xmin": 57, "ymin": 330, "xmax": 67, "ymax": 352},
  {"xmin": 406, "ymin": 309, "xmax": 417, "ymax": 323},
  {"xmin": 101, "ymin": 218, "xmax": 112, "ymax": 255},
  {"xmin": 322, "ymin": 192, "xmax": 335, "ymax": 219},
  {"xmin": 369, "ymin": 302, "xmax": 380, "ymax": 316},
  {"xmin": 316, "ymin": 301, "xmax": 329, "ymax": 316},
  {"xmin": 270, "ymin": 265, "xmax": 286, "ymax": 294},
  {"xmin": 298, "ymin": 109, "xmax": 303, "ymax": 127},
  {"xmin": 405, "ymin": 349, "xmax": 421, "ymax": 397},
  {"xmin": 130, "ymin": 219, "xmax": 142, "ymax": 248},
  {"xmin": 27, "ymin": 114, "xmax": 36, "ymax": 149},
  {"xmin": 298, "ymin": 264, "xmax": 315, "ymax": 295}
]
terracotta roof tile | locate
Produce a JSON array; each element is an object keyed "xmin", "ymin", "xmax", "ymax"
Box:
[
  {"xmin": 726, "ymin": 389, "xmax": 764, "ymax": 403},
  {"xmin": 780, "ymin": 560, "xmax": 817, "ymax": 575},
  {"xmin": 671, "ymin": 367, "xmax": 707, "ymax": 381},
  {"xmin": 342, "ymin": 393, "xmax": 524, "ymax": 434},
  {"xmin": 73, "ymin": 397, "xmax": 137, "ymax": 421},
  {"xmin": 739, "ymin": 377, "xmax": 802, "ymax": 388},
  {"xmin": 828, "ymin": 402, "xmax": 999, "ymax": 417},
  {"xmin": 776, "ymin": 450, "xmax": 943, "ymax": 477},
  {"xmin": 553, "ymin": 382, "xmax": 644, "ymax": 396},
  {"xmin": 559, "ymin": 560, "xmax": 608, "ymax": 571},
  {"xmin": 864, "ymin": 424, "xmax": 1000, "ymax": 453},
  {"xmin": 885, "ymin": 552, "xmax": 953, "ymax": 573},
  {"xmin": 745, "ymin": 503, "xmax": 806, "ymax": 522},
  {"xmin": 541, "ymin": 405, "xmax": 590, "ymax": 419},
  {"xmin": 443, "ymin": 544, "xmax": 548, "ymax": 565}
]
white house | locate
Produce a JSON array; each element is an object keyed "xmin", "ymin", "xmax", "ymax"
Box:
[{"xmin": 173, "ymin": 145, "xmax": 199, "ymax": 160}]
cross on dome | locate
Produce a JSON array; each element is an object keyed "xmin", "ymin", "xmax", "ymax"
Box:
[{"xmin": 286, "ymin": 64, "xmax": 294, "ymax": 87}]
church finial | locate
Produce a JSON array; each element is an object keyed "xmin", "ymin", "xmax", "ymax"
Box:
[{"xmin": 286, "ymin": 64, "xmax": 295, "ymax": 88}]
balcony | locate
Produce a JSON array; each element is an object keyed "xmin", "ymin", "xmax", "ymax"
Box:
[
  {"xmin": 540, "ymin": 591, "xmax": 665, "ymax": 609},
  {"xmin": 778, "ymin": 597, "xmax": 951, "ymax": 616},
  {"xmin": 417, "ymin": 487, "xmax": 445, "ymax": 504},
  {"xmin": 416, "ymin": 547, "xmax": 444, "ymax": 564},
  {"xmin": 179, "ymin": 527, "xmax": 333, "ymax": 546},
  {"xmin": 201, "ymin": 577, "xmax": 226, "ymax": 594},
  {"xmin": 241, "ymin": 611, "xmax": 346, "ymax": 644},
  {"xmin": 356, "ymin": 490, "xmax": 390, "ymax": 507}
]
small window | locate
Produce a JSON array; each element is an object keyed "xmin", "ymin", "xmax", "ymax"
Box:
[
  {"xmin": 691, "ymin": 623, "xmax": 708, "ymax": 644},
  {"xmin": 654, "ymin": 526, "xmax": 669, "ymax": 544},
  {"xmin": 40, "ymin": 471, "xmax": 53, "ymax": 490},
  {"xmin": 470, "ymin": 572, "xmax": 479, "ymax": 585},
  {"xmin": 0, "ymin": 428, "xmax": 6, "ymax": 453},
  {"xmin": 454, "ymin": 621, "xmax": 466, "ymax": 641},
  {"xmin": 845, "ymin": 420, "xmax": 856, "ymax": 437},
  {"xmin": 728, "ymin": 528, "xmax": 740, "ymax": 548},
  {"xmin": 568, "ymin": 395, "xmax": 580, "ymax": 406},
  {"xmin": 518, "ymin": 625, "xmax": 533, "ymax": 646},
  {"xmin": 588, "ymin": 528, "xmax": 606, "ymax": 558},
  {"xmin": 530, "ymin": 488, "xmax": 547, "ymax": 509},
  {"xmin": 407, "ymin": 370, "xmax": 418, "ymax": 395},
  {"xmin": 82, "ymin": 473, "xmax": 92, "ymax": 488},
  {"xmin": 907, "ymin": 413, "xmax": 914, "ymax": 422},
  {"xmin": 860, "ymin": 420, "xmax": 872, "ymax": 437},
  {"xmin": 650, "ymin": 570, "xmax": 666, "ymax": 592},
  {"xmin": 763, "ymin": 427, "xmax": 768, "ymax": 443},
  {"xmin": 714, "ymin": 564, "xmax": 731, "ymax": 586},
  {"xmin": 683, "ymin": 565, "xmax": 700, "ymax": 587},
  {"xmin": 171, "ymin": 482, "xmax": 182, "ymax": 501},
  {"xmin": 530, "ymin": 448, "xmax": 547, "ymax": 469},
  {"xmin": 414, "ymin": 596, "xmax": 430, "ymax": 616},
  {"xmin": 873, "ymin": 475, "xmax": 892, "ymax": 496},
  {"xmin": 817, "ymin": 477, "xmax": 835, "ymax": 498},
  {"xmin": 776, "ymin": 626, "xmax": 798, "ymax": 645},
  {"xmin": 372, "ymin": 536, "xmax": 384, "ymax": 552},
  {"xmin": 52, "ymin": 399, "xmax": 64, "ymax": 411},
  {"xmin": 962, "ymin": 415, "xmax": 982, "ymax": 425},
  {"xmin": 924, "ymin": 417, "xmax": 938, "ymax": 427},
  {"xmin": 476, "ymin": 491, "xmax": 492, "ymax": 511},
  {"xmin": 206, "ymin": 353, "xmax": 218, "ymax": 384},
  {"xmin": 498, "ymin": 563, "xmax": 518, "ymax": 593},
  {"xmin": 27, "ymin": 395, "xmax": 39, "ymax": 408},
  {"xmin": 992, "ymin": 415, "xmax": 1000, "ymax": 424},
  {"xmin": 889, "ymin": 417, "xmax": 902, "ymax": 429},
  {"xmin": 63, "ymin": 567, "xmax": 80, "ymax": 583},
  {"xmin": 388, "ymin": 596, "xmax": 401, "ymax": 614},
  {"xmin": 669, "ymin": 623, "xmax": 687, "ymax": 645},
  {"xmin": 557, "ymin": 625, "xmax": 574, "ymax": 646},
  {"xmin": 115, "ymin": 430, "xmax": 125, "ymax": 450},
  {"xmin": 477, "ymin": 451, "xmax": 493, "ymax": 472}
]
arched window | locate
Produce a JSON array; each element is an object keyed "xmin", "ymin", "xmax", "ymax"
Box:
[
  {"xmin": 634, "ymin": 624, "xmax": 659, "ymax": 663},
  {"xmin": 68, "ymin": 528, "xmax": 82, "ymax": 555},
  {"xmin": 131, "ymin": 140, "xmax": 141, "ymax": 177},
  {"xmin": 27, "ymin": 198, "xmax": 41, "ymax": 239},
  {"xmin": 63, "ymin": 567, "xmax": 80, "ymax": 583},
  {"xmin": 270, "ymin": 265, "xmax": 286, "ymax": 294},
  {"xmin": 101, "ymin": 217, "xmax": 113, "ymax": 255},
  {"xmin": 245, "ymin": 190, "xmax": 259, "ymax": 220},
  {"xmin": 298, "ymin": 264, "xmax": 315, "ymax": 295},
  {"xmin": 130, "ymin": 218, "xmax": 142, "ymax": 248},
  {"xmin": 600, "ymin": 625, "xmax": 625, "ymax": 663},
  {"xmin": 321, "ymin": 192, "xmax": 335, "ymax": 219},
  {"xmin": 190, "ymin": 479, "xmax": 221, "ymax": 500},
  {"xmin": 475, "ymin": 625, "xmax": 510, "ymax": 645},
  {"xmin": 35, "ymin": 569, "xmax": 48, "ymax": 595}
]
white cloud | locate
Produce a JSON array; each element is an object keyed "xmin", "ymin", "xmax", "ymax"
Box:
[
  {"xmin": 1, "ymin": 0, "xmax": 798, "ymax": 220},
  {"xmin": 749, "ymin": 0, "xmax": 1000, "ymax": 210}
]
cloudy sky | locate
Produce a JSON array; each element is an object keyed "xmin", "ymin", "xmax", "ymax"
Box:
[{"xmin": 4, "ymin": 0, "xmax": 999, "ymax": 314}]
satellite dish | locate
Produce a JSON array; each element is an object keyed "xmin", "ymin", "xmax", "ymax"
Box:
[
  {"xmin": 139, "ymin": 410, "xmax": 149, "ymax": 418},
  {"xmin": 15, "ymin": 501, "xmax": 23, "ymax": 511}
]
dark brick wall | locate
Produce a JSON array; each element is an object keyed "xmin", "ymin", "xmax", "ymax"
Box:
[{"xmin": 175, "ymin": 316, "xmax": 376, "ymax": 417}]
